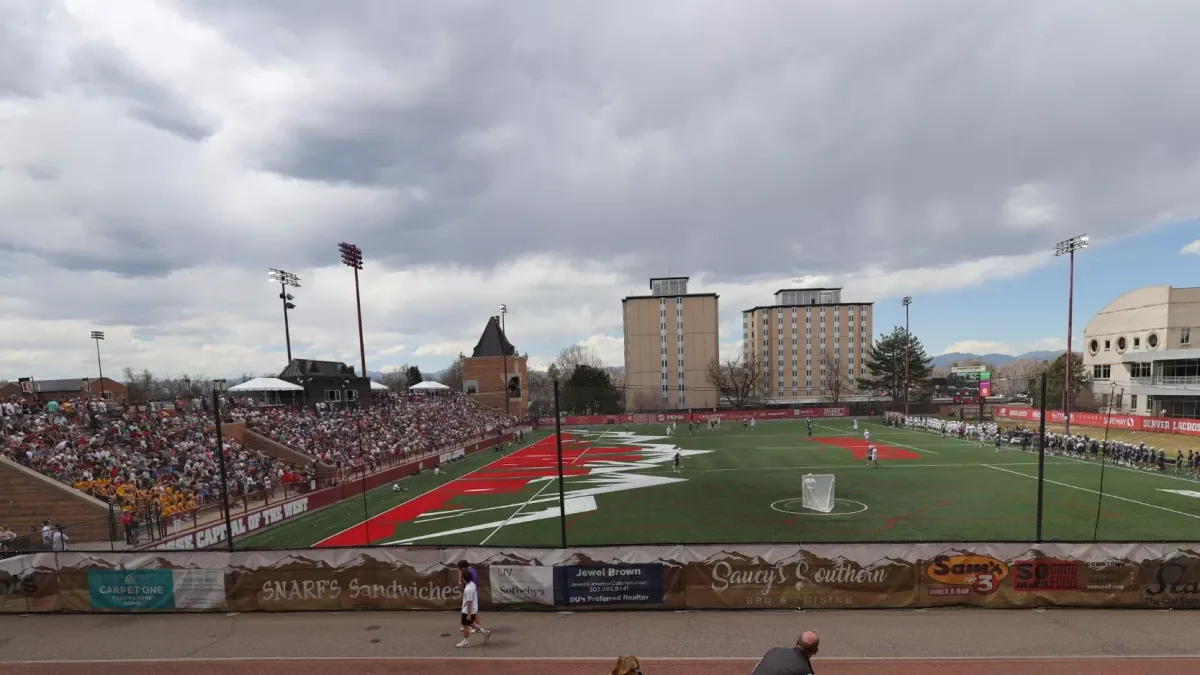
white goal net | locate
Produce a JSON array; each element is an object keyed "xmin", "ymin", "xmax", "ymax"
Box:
[{"xmin": 801, "ymin": 474, "xmax": 836, "ymax": 513}]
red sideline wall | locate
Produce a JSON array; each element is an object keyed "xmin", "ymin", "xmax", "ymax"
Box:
[
  {"xmin": 994, "ymin": 406, "xmax": 1200, "ymax": 437},
  {"xmin": 540, "ymin": 407, "xmax": 850, "ymax": 427},
  {"xmin": 141, "ymin": 431, "xmax": 515, "ymax": 551}
]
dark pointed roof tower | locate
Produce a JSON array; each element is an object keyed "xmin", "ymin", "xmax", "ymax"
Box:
[{"xmin": 471, "ymin": 316, "xmax": 516, "ymax": 357}]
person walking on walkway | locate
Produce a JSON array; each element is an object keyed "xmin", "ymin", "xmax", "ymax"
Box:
[{"xmin": 751, "ymin": 630, "xmax": 819, "ymax": 674}]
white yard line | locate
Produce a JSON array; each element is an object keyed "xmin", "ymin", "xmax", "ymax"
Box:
[
  {"xmin": 982, "ymin": 464, "xmax": 1200, "ymax": 522},
  {"xmin": 823, "ymin": 423, "xmax": 940, "ymax": 454},
  {"xmin": 640, "ymin": 460, "xmax": 1050, "ymax": 474},
  {"xmin": 880, "ymin": 421, "xmax": 1200, "ymax": 488},
  {"xmin": 478, "ymin": 428, "xmax": 613, "ymax": 545},
  {"xmin": 312, "ymin": 432, "xmax": 544, "ymax": 546}
]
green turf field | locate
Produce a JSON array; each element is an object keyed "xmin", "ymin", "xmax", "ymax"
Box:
[{"xmin": 236, "ymin": 419, "xmax": 1200, "ymax": 549}]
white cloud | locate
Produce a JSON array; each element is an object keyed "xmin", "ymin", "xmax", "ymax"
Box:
[
  {"xmin": 1001, "ymin": 183, "xmax": 1061, "ymax": 231},
  {"xmin": 1182, "ymin": 239, "xmax": 1200, "ymax": 255},
  {"xmin": 940, "ymin": 336, "xmax": 1074, "ymax": 358},
  {"xmin": 942, "ymin": 341, "xmax": 1018, "ymax": 357}
]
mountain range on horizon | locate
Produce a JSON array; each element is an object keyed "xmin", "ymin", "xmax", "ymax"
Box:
[{"xmin": 931, "ymin": 350, "xmax": 1063, "ymax": 367}]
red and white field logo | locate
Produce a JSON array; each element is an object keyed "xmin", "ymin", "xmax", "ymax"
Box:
[{"xmin": 317, "ymin": 431, "xmax": 709, "ymax": 547}]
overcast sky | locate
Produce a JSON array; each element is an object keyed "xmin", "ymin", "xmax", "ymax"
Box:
[{"xmin": 3, "ymin": 0, "xmax": 1200, "ymax": 380}]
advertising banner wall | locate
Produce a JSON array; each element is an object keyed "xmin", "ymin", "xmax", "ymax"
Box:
[
  {"xmin": 994, "ymin": 406, "xmax": 1200, "ymax": 437},
  {"xmin": 6, "ymin": 542, "xmax": 1200, "ymax": 613},
  {"xmin": 540, "ymin": 408, "xmax": 851, "ymax": 427}
]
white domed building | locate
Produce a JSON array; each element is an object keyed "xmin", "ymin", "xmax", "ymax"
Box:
[{"xmin": 1081, "ymin": 285, "xmax": 1200, "ymax": 418}]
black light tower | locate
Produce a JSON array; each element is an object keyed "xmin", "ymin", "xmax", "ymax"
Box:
[
  {"xmin": 338, "ymin": 243, "xmax": 367, "ymax": 379},
  {"xmin": 902, "ymin": 296, "xmax": 912, "ymax": 418},
  {"xmin": 500, "ymin": 303, "xmax": 510, "ymax": 415},
  {"xmin": 90, "ymin": 331, "xmax": 106, "ymax": 400},
  {"xmin": 269, "ymin": 268, "xmax": 300, "ymax": 364},
  {"xmin": 1055, "ymin": 234, "xmax": 1089, "ymax": 436}
]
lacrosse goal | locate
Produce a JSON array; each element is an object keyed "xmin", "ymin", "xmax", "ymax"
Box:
[{"xmin": 801, "ymin": 474, "xmax": 836, "ymax": 513}]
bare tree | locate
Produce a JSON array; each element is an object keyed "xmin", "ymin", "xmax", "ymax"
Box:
[
  {"xmin": 820, "ymin": 349, "xmax": 847, "ymax": 404},
  {"xmin": 440, "ymin": 355, "xmax": 466, "ymax": 392},
  {"xmin": 380, "ymin": 369, "xmax": 408, "ymax": 392},
  {"xmin": 993, "ymin": 359, "xmax": 1048, "ymax": 398},
  {"xmin": 525, "ymin": 368, "xmax": 554, "ymax": 417},
  {"xmin": 123, "ymin": 367, "xmax": 156, "ymax": 405},
  {"xmin": 553, "ymin": 344, "xmax": 603, "ymax": 382},
  {"xmin": 706, "ymin": 352, "xmax": 764, "ymax": 408}
]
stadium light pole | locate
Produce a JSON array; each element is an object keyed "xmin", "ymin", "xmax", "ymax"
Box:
[
  {"xmin": 1055, "ymin": 235, "xmax": 1089, "ymax": 436},
  {"xmin": 338, "ymin": 243, "xmax": 367, "ymax": 379},
  {"xmin": 500, "ymin": 304, "xmax": 510, "ymax": 415},
  {"xmin": 90, "ymin": 331, "xmax": 106, "ymax": 400},
  {"xmin": 269, "ymin": 269, "xmax": 300, "ymax": 364},
  {"xmin": 902, "ymin": 297, "xmax": 912, "ymax": 417}
]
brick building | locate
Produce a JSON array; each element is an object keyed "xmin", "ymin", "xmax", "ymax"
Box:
[
  {"xmin": 462, "ymin": 316, "xmax": 527, "ymax": 417},
  {"xmin": 0, "ymin": 377, "xmax": 127, "ymax": 403}
]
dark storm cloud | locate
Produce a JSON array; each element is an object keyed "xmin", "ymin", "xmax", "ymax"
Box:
[
  {"xmin": 11, "ymin": 0, "xmax": 1200, "ymax": 284},
  {"xmin": 71, "ymin": 43, "xmax": 217, "ymax": 142},
  {"xmin": 169, "ymin": 0, "xmax": 1200, "ymax": 281}
]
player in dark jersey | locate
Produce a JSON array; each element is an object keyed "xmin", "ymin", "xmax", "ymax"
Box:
[{"xmin": 805, "ymin": 419, "xmax": 812, "ymax": 438}]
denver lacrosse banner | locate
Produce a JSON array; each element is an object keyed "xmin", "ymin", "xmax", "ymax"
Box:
[
  {"xmin": 3, "ymin": 543, "xmax": 1198, "ymax": 613},
  {"xmin": 994, "ymin": 406, "xmax": 1200, "ymax": 438}
]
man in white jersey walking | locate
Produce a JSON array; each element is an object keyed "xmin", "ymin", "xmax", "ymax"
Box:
[{"xmin": 456, "ymin": 560, "xmax": 490, "ymax": 647}]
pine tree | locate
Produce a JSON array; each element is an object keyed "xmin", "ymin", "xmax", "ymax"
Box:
[
  {"xmin": 405, "ymin": 365, "xmax": 424, "ymax": 385},
  {"xmin": 860, "ymin": 326, "xmax": 933, "ymax": 403},
  {"xmin": 1031, "ymin": 352, "xmax": 1089, "ymax": 410}
]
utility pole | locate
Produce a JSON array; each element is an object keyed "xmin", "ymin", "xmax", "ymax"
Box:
[
  {"xmin": 1055, "ymin": 235, "xmax": 1088, "ymax": 436},
  {"xmin": 269, "ymin": 269, "xmax": 300, "ymax": 364},
  {"xmin": 902, "ymin": 296, "xmax": 912, "ymax": 418},
  {"xmin": 339, "ymin": 243, "xmax": 367, "ymax": 379},
  {"xmin": 90, "ymin": 331, "xmax": 106, "ymax": 400},
  {"xmin": 500, "ymin": 304, "xmax": 510, "ymax": 415}
]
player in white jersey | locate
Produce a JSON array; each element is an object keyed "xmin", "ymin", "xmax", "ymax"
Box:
[
  {"xmin": 863, "ymin": 429, "xmax": 871, "ymax": 443},
  {"xmin": 867, "ymin": 444, "xmax": 878, "ymax": 468},
  {"xmin": 666, "ymin": 424, "xmax": 674, "ymax": 437},
  {"xmin": 749, "ymin": 418, "xmax": 756, "ymax": 432},
  {"xmin": 853, "ymin": 419, "xmax": 859, "ymax": 431}
]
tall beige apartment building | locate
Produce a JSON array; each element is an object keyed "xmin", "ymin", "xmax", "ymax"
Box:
[
  {"xmin": 623, "ymin": 277, "xmax": 720, "ymax": 411},
  {"xmin": 743, "ymin": 288, "xmax": 873, "ymax": 402}
]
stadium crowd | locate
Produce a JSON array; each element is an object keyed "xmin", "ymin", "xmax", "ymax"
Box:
[
  {"xmin": 0, "ymin": 390, "xmax": 515, "ymax": 543},
  {"xmin": 243, "ymin": 392, "xmax": 514, "ymax": 469},
  {"xmin": 0, "ymin": 397, "xmax": 305, "ymax": 521}
]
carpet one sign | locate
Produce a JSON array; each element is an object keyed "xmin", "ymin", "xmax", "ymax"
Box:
[{"xmin": 0, "ymin": 544, "xmax": 1196, "ymax": 613}]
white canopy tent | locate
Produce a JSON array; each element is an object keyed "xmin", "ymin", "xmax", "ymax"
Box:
[
  {"xmin": 408, "ymin": 380, "xmax": 451, "ymax": 392},
  {"xmin": 228, "ymin": 377, "xmax": 304, "ymax": 393},
  {"xmin": 369, "ymin": 381, "xmax": 390, "ymax": 391}
]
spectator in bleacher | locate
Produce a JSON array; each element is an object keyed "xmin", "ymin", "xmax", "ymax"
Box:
[
  {"xmin": 1, "ymin": 396, "xmax": 301, "ymax": 521},
  {"xmin": 49, "ymin": 524, "xmax": 68, "ymax": 552},
  {"xmin": 751, "ymin": 630, "xmax": 820, "ymax": 675},
  {"xmin": 244, "ymin": 392, "xmax": 514, "ymax": 469}
]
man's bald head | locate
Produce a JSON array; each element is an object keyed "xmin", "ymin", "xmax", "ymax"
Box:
[{"xmin": 796, "ymin": 631, "xmax": 819, "ymax": 656}]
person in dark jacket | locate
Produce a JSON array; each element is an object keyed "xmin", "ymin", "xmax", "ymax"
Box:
[{"xmin": 751, "ymin": 630, "xmax": 819, "ymax": 675}]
